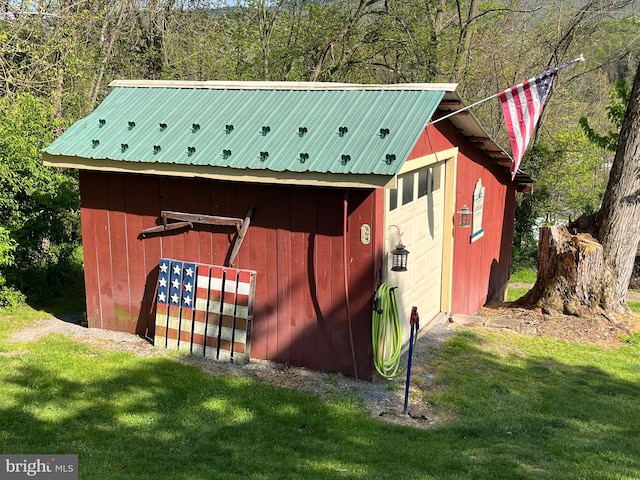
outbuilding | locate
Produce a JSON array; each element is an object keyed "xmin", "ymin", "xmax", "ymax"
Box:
[{"xmin": 43, "ymin": 80, "xmax": 530, "ymax": 380}]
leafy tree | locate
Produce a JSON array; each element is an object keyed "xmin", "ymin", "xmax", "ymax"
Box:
[
  {"xmin": 0, "ymin": 226, "xmax": 23, "ymax": 308},
  {"xmin": 579, "ymin": 78, "xmax": 629, "ymax": 151},
  {"xmin": 0, "ymin": 93, "xmax": 81, "ymax": 304}
]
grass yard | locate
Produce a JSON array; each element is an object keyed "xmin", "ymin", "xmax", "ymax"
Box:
[
  {"xmin": 506, "ymin": 268, "xmax": 536, "ymax": 302},
  {"xmin": 1, "ymin": 310, "xmax": 639, "ymax": 479}
]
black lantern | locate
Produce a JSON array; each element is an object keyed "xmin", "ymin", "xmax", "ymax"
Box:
[
  {"xmin": 388, "ymin": 224, "xmax": 409, "ymax": 272},
  {"xmin": 391, "ymin": 242, "xmax": 409, "ymax": 271},
  {"xmin": 457, "ymin": 204, "xmax": 472, "ymax": 228}
]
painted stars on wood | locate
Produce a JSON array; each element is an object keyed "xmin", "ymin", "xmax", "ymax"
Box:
[{"xmin": 154, "ymin": 258, "xmax": 256, "ymax": 364}]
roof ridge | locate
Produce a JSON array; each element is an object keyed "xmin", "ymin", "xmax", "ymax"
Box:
[{"xmin": 108, "ymin": 80, "xmax": 458, "ymax": 92}]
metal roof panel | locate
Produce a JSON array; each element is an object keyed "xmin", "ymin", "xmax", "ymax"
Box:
[{"xmin": 44, "ymin": 84, "xmax": 447, "ymax": 177}]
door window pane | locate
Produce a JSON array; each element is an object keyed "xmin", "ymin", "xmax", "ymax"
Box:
[
  {"xmin": 401, "ymin": 174, "xmax": 414, "ymax": 205},
  {"xmin": 389, "ymin": 188, "xmax": 397, "ymax": 211}
]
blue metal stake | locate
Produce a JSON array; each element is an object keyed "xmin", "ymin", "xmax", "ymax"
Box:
[{"xmin": 403, "ymin": 306, "xmax": 419, "ymax": 415}]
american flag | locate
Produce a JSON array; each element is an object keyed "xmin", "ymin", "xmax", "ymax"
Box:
[
  {"xmin": 155, "ymin": 258, "xmax": 256, "ymax": 363},
  {"xmin": 499, "ymin": 57, "xmax": 583, "ymax": 180}
]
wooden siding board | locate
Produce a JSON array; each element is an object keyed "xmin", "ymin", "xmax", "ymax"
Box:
[
  {"xmin": 94, "ymin": 176, "xmax": 115, "ymax": 330},
  {"xmin": 171, "ymin": 177, "xmax": 200, "ymax": 264},
  {"xmin": 158, "ymin": 177, "xmax": 175, "ymax": 261},
  {"xmin": 234, "ymin": 181, "xmax": 252, "ymax": 270},
  {"xmin": 289, "ymin": 187, "xmax": 307, "ymax": 367},
  {"xmin": 79, "ymin": 171, "xmax": 105, "ymax": 328},
  {"xmin": 209, "ymin": 178, "xmax": 229, "ymax": 268},
  {"xmin": 275, "ymin": 187, "xmax": 292, "ymax": 364},
  {"xmin": 140, "ymin": 176, "xmax": 162, "ymax": 338},
  {"xmin": 196, "ymin": 179, "xmax": 213, "ymax": 264},
  {"xmin": 122, "ymin": 174, "xmax": 147, "ymax": 335},
  {"xmin": 302, "ymin": 189, "xmax": 321, "ymax": 371},
  {"xmin": 264, "ymin": 191, "xmax": 279, "ymax": 362},
  {"xmin": 314, "ymin": 188, "xmax": 333, "ymax": 367},
  {"xmin": 221, "ymin": 182, "xmax": 238, "ymax": 266},
  {"xmin": 348, "ymin": 189, "xmax": 376, "ymax": 380},
  {"xmin": 247, "ymin": 184, "xmax": 269, "ymax": 360},
  {"xmin": 107, "ymin": 174, "xmax": 134, "ymax": 332},
  {"xmin": 330, "ymin": 189, "xmax": 349, "ymax": 375}
]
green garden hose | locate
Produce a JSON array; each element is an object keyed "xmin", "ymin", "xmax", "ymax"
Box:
[{"xmin": 372, "ymin": 283, "xmax": 403, "ymax": 379}]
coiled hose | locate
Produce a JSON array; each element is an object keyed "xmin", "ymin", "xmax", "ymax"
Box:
[{"xmin": 372, "ymin": 283, "xmax": 403, "ymax": 379}]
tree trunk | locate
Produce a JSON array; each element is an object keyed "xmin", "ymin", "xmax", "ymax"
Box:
[
  {"xmin": 597, "ymin": 56, "xmax": 640, "ymax": 309},
  {"xmin": 521, "ymin": 56, "xmax": 640, "ymax": 318},
  {"xmin": 519, "ymin": 226, "xmax": 617, "ymax": 317}
]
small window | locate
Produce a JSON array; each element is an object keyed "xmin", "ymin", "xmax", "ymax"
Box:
[
  {"xmin": 433, "ymin": 164, "xmax": 442, "ymax": 191},
  {"xmin": 418, "ymin": 169, "xmax": 431, "ymax": 198},
  {"xmin": 401, "ymin": 173, "xmax": 414, "ymax": 205},
  {"xmin": 389, "ymin": 188, "xmax": 398, "ymax": 211}
]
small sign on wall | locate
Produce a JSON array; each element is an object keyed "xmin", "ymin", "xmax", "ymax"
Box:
[{"xmin": 471, "ymin": 179, "xmax": 485, "ymax": 243}]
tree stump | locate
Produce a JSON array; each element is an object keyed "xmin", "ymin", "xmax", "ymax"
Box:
[{"xmin": 518, "ymin": 226, "xmax": 619, "ymax": 317}]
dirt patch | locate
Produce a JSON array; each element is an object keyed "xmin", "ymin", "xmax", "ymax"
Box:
[
  {"xmin": 6, "ymin": 296, "xmax": 639, "ymax": 429},
  {"xmin": 476, "ymin": 303, "xmax": 639, "ymax": 348}
]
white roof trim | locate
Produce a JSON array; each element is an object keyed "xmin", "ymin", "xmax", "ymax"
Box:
[
  {"xmin": 108, "ymin": 80, "xmax": 459, "ymax": 92},
  {"xmin": 43, "ymin": 154, "xmax": 394, "ymax": 189}
]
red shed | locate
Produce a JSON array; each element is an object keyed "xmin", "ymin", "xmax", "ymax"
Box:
[{"xmin": 43, "ymin": 81, "xmax": 530, "ymax": 380}]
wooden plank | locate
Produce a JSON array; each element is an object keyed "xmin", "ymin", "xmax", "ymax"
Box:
[
  {"xmin": 210, "ymin": 180, "xmax": 230, "ymax": 267},
  {"xmin": 167, "ymin": 179, "xmax": 191, "ymax": 263},
  {"xmin": 204, "ymin": 265, "xmax": 224, "ymax": 359},
  {"xmin": 233, "ymin": 183, "xmax": 253, "ymax": 270},
  {"xmin": 246, "ymin": 184, "xmax": 269, "ymax": 360},
  {"xmin": 227, "ymin": 208, "xmax": 254, "ymax": 267},
  {"xmin": 193, "ymin": 263, "xmax": 210, "ymax": 356},
  {"xmin": 289, "ymin": 186, "xmax": 307, "ymax": 367},
  {"xmin": 330, "ymin": 188, "xmax": 349, "ymax": 375},
  {"xmin": 162, "ymin": 211, "xmax": 242, "ymax": 228},
  {"xmin": 107, "ymin": 174, "xmax": 133, "ymax": 332},
  {"xmin": 94, "ymin": 176, "xmax": 115, "ymax": 330},
  {"xmin": 158, "ymin": 177, "xmax": 174, "ymax": 262},
  {"xmin": 218, "ymin": 268, "xmax": 237, "ymax": 362},
  {"xmin": 274, "ymin": 186, "xmax": 292, "ymax": 364},
  {"xmin": 177, "ymin": 179, "xmax": 201, "ymax": 265},
  {"xmin": 348, "ymin": 189, "xmax": 376, "ymax": 380},
  {"xmin": 78, "ymin": 171, "xmax": 105, "ymax": 328},
  {"xmin": 314, "ymin": 187, "xmax": 333, "ymax": 367},
  {"xmin": 300, "ymin": 189, "xmax": 320, "ymax": 371},
  {"xmin": 140, "ymin": 176, "xmax": 162, "ymax": 339},
  {"xmin": 178, "ymin": 261, "xmax": 197, "ymax": 353},
  {"xmin": 154, "ymin": 258, "xmax": 171, "ymax": 348},
  {"xmin": 259, "ymin": 183, "xmax": 278, "ymax": 362},
  {"xmin": 240, "ymin": 271, "xmax": 257, "ymax": 364},
  {"xmin": 196, "ymin": 179, "xmax": 214, "ymax": 265},
  {"xmin": 166, "ymin": 259, "xmax": 182, "ymax": 349},
  {"xmin": 141, "ymin": 222, "xmax": 192, "ymax": 236},
  {"xmin": 222, "ymin": 182, "xmax": 239, "ymax": 266},
  {"xmin": 123, "ymin": 174, "xmax": 147, "ymax": 336}
]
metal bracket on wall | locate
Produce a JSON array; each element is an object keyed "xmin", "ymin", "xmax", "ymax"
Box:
[{"xmin": 141, "ymin": 208, "xmax": 254, "ymax": 266}]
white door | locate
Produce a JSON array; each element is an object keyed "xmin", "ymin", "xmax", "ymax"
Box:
[{"xmin": 385, "ymin": 161, "xmax": 446, "ymax": 345}]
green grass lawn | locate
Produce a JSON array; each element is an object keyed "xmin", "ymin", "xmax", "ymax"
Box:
[
  {"xmin": 506, "ymin": 268, "xmax": 535, "ymax": 301},
  {"xmin": 506, "ymin": 287, "xmax": 530, "ymax": 302},
  {"xmin": 509, "ymin": 268, "xmax": 538, "ymax": 285},
  {"xmin": 1, "ymin": 310, "xmax": 640, "ymax": 479}
]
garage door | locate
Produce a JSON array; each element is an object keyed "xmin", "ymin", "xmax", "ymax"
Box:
[{"xmin": 386, "ymin": 161, "xmax": 445, "ymax": 344}]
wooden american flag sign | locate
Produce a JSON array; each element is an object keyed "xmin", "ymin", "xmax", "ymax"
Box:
[{"xmin": 154, "ymin": 258, "xmax": 256, "ymax": 364}]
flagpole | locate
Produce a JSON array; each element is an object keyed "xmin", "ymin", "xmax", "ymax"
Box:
[
  {"xmin": 430, "ymin": 92, "xmax": 500, "ymax": 125},
  {"xmin": 429, "ymin": 54, "xmax": 585, "ymax": 126}
]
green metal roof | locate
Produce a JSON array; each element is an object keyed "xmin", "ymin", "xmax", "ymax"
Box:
[{"xmin": 43, "ymin": 81, "xmax": 451, "ymax": 182}]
